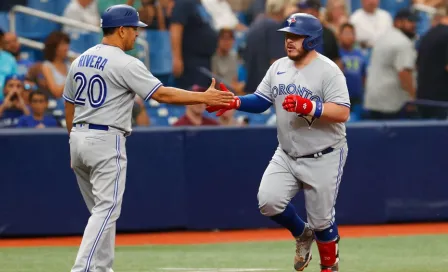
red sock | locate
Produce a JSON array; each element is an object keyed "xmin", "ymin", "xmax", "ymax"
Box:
[{"xmin": 316, "ymin": 237, "xmax": 339, "ymax": 267}]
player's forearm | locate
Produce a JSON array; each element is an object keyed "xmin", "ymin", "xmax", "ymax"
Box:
[
  {"xmin": 170, "ymin": 24, "xmax": 183, "ymax": 59},
  {"xmin": 152, "ymin": 86, "xmax": 207, "ymax": 104},
  {"xmin": 319, "ymin": 103, "xmax": 350, "ymax": 123},
  {"xmin": 238, "ymin": 94, "xmax": 272, "ymax": 113},
  {"xmin": 0, "ymin": 104, "xmax": 6, "ymax": 118},
  {"xmin": 64, "ymin": 101, "xmax": 75, "ymax": 134},
  {"xmin": 398, "ymin": 70, "xmax": 415, "ymax": 98}
]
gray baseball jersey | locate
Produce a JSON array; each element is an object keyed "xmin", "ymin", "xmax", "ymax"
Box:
[
  {"xmin": 64, "ymin": 44, "xmax": 162, "ymax": 272},
  {"xmin": 63, "ymin": 44, "xmax": 162, "ymax": 132},
  {"xmin": 255, "ymin": 54, "xmax": 350, "ymax": 232},
  {"xmin": 254, "ymin": 54, "xmax": 350, "ymax": 157}
]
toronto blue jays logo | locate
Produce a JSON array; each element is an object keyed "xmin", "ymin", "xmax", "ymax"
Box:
[
  {"xmin": 272, "ymin": 83, "xmax": 321, "ymax": 126},
  {"xmin": 287, "ymin": 17, "xmax": 296, "ymax": 26},
  {"xmin": 298, "ymin": 111, "xmax": 317, "ymax": 126}
]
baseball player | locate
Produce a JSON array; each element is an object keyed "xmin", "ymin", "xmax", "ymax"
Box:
[
  {"xmin": 207, "ymin": 13, "xmax": 350, "ymax": 272},
  {"xmin": 63, "ymin": 5, "xmax": 234, "ymax": 272}
]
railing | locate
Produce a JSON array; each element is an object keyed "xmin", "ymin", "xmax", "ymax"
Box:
[
  {"xmin": 17, "ymin": 36, "xmax": 80, "ymax": 59},
  {"xmin": 412, "ymin": 3, "xmax": 437, "ymax": 15},
  {"xmin": 8, "ymin": 5, "xmax": 150, "ymax": 67}
]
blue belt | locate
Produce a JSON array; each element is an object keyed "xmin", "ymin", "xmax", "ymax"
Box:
[
  {"xmin": 74, "ymin": 123, "xmax": 109, "ymax": 131},
  {"xmin": 287, "ymin": 147, "xmax": 335, "ymax": 159}
]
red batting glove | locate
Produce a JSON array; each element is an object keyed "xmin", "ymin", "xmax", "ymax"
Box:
[
  {"xmin": 206, "ymin": 83, "xmax": 240, "ymax": 116},
  {"xmin": 282, "ymin": 94, "xmax": 324, "ymax": 118}
]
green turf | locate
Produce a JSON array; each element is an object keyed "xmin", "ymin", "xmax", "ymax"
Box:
[{"xmin": 0, "ymin": 234, "xmax": 447, "ymax": 272}]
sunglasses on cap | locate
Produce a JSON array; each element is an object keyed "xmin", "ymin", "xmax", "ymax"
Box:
[{"xmin": 24, "ymin": 83, "xmax": 38, "ymax": 91}]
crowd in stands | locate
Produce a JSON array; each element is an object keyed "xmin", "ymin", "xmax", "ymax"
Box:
[{"xmin": 0, "ymin": 0, "xmax": 447, "ymax": 129}]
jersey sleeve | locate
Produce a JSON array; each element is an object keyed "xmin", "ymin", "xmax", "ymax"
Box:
[
  {"xmin": 393, "ymin": 42, "xmax": 416, "ymax": 72},
  {"xmin": 254, "ymin": 65, "xmax": 274, "ymax": 104},
  {"xmin": 323, "ymin": 73, "xmax": 351, "ymax": 108},
  {"xmin": 62, "ymin": 63, "xmax": 75, "ymax": 104},
  {"xmin": 122, "ymin": 60, "xmax": 163, "ymax": 101}
]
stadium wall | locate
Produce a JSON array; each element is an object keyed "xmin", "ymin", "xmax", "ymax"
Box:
[{"xmin": 0, "ymin": 121, "xmax": 447, "ymax": 237}]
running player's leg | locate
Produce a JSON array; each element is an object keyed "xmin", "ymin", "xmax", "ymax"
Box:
[
  {"xmin": 300, "ymin": 144, "xmax": 348, "ymax": 271},
  {"xmin": 71, "ymin": 131, "xmax": 127, "ymax": 272},
  {"xmin": 257, "ymin": 148, "xmax": 313, "ymax": 271}
]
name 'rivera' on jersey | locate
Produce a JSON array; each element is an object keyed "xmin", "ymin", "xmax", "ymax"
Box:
[
  {"xmin": 272, "ymin": 83, "xmax": 322, "ymax": 102},
  {"xmin": 77, "ymin": 54, "xmax": 109, "ymax": 71}
]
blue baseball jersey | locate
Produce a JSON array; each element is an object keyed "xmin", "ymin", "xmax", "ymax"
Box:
[
  {"xmin": 0, "ymin": 108, "xmax": 24, "ymax": 128},
  {"xmin": 339, "ymin": 48, "xmax": 367, "ymax": 100},
  {"xmin": 16, "ymin": 115, "xmax": 58, "ymax": 128}
]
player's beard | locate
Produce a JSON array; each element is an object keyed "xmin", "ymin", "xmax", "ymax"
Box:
[{"xmin": 287, "ymin": 48, "xmax": 309, "ymax": 62}]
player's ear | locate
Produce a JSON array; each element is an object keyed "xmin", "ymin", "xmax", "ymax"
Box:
[{"xmin": 119, "ymin": 26, "xmax": 125, "ymax": 39}]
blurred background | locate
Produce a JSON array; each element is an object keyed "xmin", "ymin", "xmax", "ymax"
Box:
[{"xmin": 0, "ymin": 0, "xmax": 447, "ymax": 241}]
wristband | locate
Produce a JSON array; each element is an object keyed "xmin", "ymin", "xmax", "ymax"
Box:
[{"xmin": 310, "ymin": 101, "xmax": 324, "ymax": 118}]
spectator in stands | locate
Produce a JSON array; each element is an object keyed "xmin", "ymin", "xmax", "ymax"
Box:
[
  {"xmin": 26, "ymin": 63, "xmax": 47, "ymax": 94},
  {"xmin": 243, "ymin": 0, "xmax": 287, "ymax": 94},
  {"xmin": 227, "ymin": 0, "xmax": 255, "ymax": 14},
  {"xmin": 297, "ymin": 0, "xmax": 343, "ymax": 69},
  {"xmin": 202, "ymin": 0, "xmax": 248, "ymax": 31},
  {"xmin": 16, "ymin": 90, "xmax": 58, "ymax": 128},
  {"xmin": 21, "ymin": 78, "xmax": 39, "ymax": 108},
  {"xmin": 338, "ymin": 23, "xmax": 367, "ymax": 111},
  {"xmin": 416, "ymin": 7, "xmax": 448, "ymax": 119},
  {"xmin": 2, "ymin": 32, "xmax": 34, "ymax": 78},
  {"xmin": 246, "ymin": 0, "xmax": 267, "ymax": 24},
  {"xmin": 63, "ymin": 0, "xmax": 100, "ymax": 33},
  {"xmin": 350, "ymin": 0, "xmax": 393, "ymax": 49},
  {"xmin": 41, "ymin": 31, "xmax": 71, "ymax": 100},
  {"xmin": 324, "ymin": 0, "xmax": 349, "ymax": 36},
  {"xmin": 137, "ymin": 0, "xmax": 170, "ymax": 30},
  {"xmin": 172, "ymin": 85, "xmax": 219, "ymax": 126},
  {"xmin": 132, "ymin": 96, "xmax": 151, "ymax": 126},
  {"xmin": 97, "ymin": 0, "xmax": 145, "ymax": 15},
  {"xmin": 364, "ymin": 9, "xmax": 418, "ymax": 120},
  {"xmin": 0, "ymin": 75, "xmax": 30, "ymax": 128},
  {"xmin": 212, "ymin": 29, "xmax": 245, "ymax": 95},
  {"xmin": 414, "ymin": 0, "xmax": 446, "ymax": 9},
  {"xmin": 218, "ymin": 109, "xmax": 247, "ymax": 126},
  {"xmin": 0, "ymin": 32, "xmax": 18, "ymax": 101},
  {"xmin": 170, "ymin": 0, "xmax": 218, "ymax": 90},
  {"xmin": 159, "ymin": 0, "xmax": 175, "ymax": 26}
]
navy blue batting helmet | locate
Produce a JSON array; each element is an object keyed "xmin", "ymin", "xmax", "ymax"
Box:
[
  {"xmin": 100, "ymin": 5, "xmax": 147, "ymax": 28},
  {"xmin": 278, "ymin": 13, "xmax": 323, "ymax": 51}
]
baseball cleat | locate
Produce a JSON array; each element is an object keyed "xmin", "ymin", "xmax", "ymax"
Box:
[
  {"xmin": 320, "ymin": 262, "xmax": 338, "ymax": 272},
  {"xmin": 293, "ymin": 223, "xmax": 314, "ymax": 271}
]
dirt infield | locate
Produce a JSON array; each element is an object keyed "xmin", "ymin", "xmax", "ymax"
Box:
[{"xmin": 1, "ymin": 223, "xmax": 447, "ymax": 247}]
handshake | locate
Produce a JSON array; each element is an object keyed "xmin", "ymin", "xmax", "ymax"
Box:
[{"xmin": 206, "ymin": 82, "xmax": 324, "ymax": 118}]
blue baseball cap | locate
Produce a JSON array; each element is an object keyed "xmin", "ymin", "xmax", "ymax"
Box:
[{"xmin": 4, "ymin": 74, "xmax": 24, "ymax": 85}]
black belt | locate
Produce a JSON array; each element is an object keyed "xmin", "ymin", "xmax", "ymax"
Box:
[
  {"xmin": 289, "ymin": 147, "xmax": 335, "ymax": 159},
  {"xmin": 73, "ymin": 123, "xmax": 109, "ymax": 131}
]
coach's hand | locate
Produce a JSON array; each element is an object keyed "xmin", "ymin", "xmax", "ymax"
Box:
[
  {"xmin": 206, "ymin": 83, "xmax": 240, "ymax": 116},
  {"xmin": 203, "ymin": 79, "xmax": 235, "ymax": 107},
  {"xmin": 282, "ymin": 94, "xmax": 324, "ymax": 118}
]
